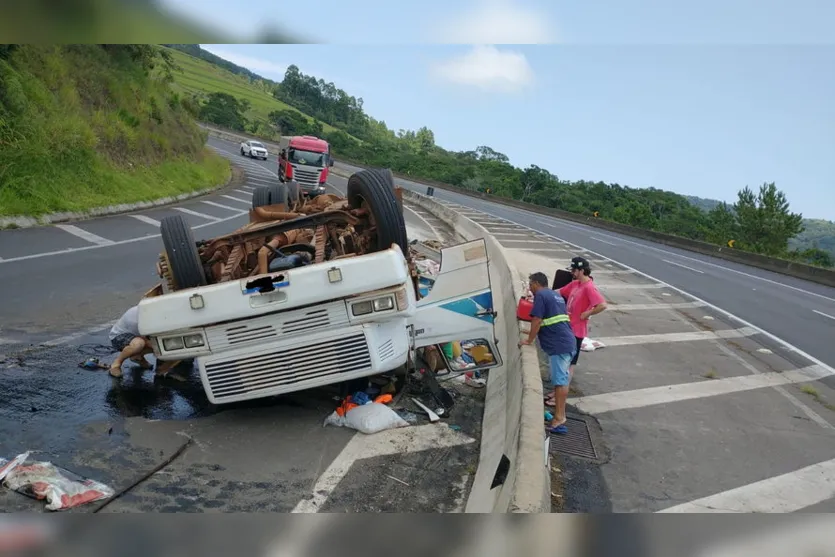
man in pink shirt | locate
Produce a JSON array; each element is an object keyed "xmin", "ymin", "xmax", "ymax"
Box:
[{"xmin": 558, "ymin": 257, "xmax": 607, "ymax": 376}]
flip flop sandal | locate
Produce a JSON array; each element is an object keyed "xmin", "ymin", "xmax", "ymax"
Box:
[
  {"xmin": 547, "ymin": 424, "xmax": 568, "ymax": 435},
  {"xmin": 544, "ymin": 397, "xmax": 556, "ymax": 408}
]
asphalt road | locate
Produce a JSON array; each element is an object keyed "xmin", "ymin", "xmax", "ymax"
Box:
[{"xmin": 334, "ymin": 161, "xmax": 835, "ymax": 374}]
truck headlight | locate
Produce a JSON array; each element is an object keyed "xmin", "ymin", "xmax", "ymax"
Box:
[
  {"xmin": 162, "ymin": 336, "xmax": 185, "ymax": 351},
  {"xmin": 161, "ymin": 333, "xmax": 205, "ymax": 351},
  {"xmin": 183, "ymin": 334, "xmax": 205, "ymax": 348},
  {"xmin": 352, "ymin": 301, "xmax": 374, "ymax": 316},
  {"xmin": 373, "ymin": 296, "xmax": 394, "ymax": 311},
  {"xmin": 351, "ymin": 295, "xmax": 397, "ymax": 317}
]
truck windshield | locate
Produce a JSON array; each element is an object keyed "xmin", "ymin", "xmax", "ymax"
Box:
[{"xmin": 289, "ymin": 148, "xmax": 326, "ymax": 167}]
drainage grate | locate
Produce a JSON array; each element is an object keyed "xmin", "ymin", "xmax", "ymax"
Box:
[{"xmin": 549, "ymin": 415, "xmax": 599, "ymax": 460}]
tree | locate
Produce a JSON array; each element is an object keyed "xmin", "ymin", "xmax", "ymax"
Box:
[
  {"xmin": 705, "ymin": 202, "xmax": 739, "ymax": 245},
  {"xmin": 198, "ymin": 92, "xmax": 248, "ymax": 131},
  {"xmin": 734, "ymin": 182, "xmax": 804, "ymax": 256}
]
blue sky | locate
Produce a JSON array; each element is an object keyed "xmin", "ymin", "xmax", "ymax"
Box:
[{"xmin": 162, "ymin": 1, "xmax": 835, "ymax": 220}]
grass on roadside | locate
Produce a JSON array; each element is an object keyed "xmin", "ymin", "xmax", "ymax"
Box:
[{"xmin": 0, "ymin": 147, "xmax": 229, "ymax": 217}]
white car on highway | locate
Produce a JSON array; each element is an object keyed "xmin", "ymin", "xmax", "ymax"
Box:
[{"xmin": 240, "ymin": 140, "xmax": 269, "ymax": 160}]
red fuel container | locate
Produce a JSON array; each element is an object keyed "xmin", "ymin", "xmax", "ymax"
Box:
[{"xmin": 516, "ymin": 297, "xmax": 534, "ymax": 321}]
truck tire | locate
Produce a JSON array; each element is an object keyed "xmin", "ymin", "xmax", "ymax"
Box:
[
  {"xmin": 347, "ymin": 168, "xmax": 408, "ymax": 255},
  {"xmin": 286, "ymin": 180, "xmax": 300, "ymax": 205},
  {"xmin": 252, "ymin": 186, "xmax": 271, "ymax": 208},
  {"xmin": 269, "ymin": 183, "xmax": 289, "ymax": 207},
  {"xmin": 160, "ymin": 215, "xmax": 207, "ymax": 290}
]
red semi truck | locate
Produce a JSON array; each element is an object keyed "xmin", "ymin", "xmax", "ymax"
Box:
[{"xmin": 277, "ymin": 135, "xmax": 333, "ymax": 197}]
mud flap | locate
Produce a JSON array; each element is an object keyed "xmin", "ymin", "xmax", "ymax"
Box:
[{"xmin": 411, "ymin": 238, "xmax": 502, "ymax": 371}]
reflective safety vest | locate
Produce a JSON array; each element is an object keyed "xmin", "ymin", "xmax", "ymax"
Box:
[{"xmin": 541, "ymin": 314, "xmax": 570, "ymax": 327}]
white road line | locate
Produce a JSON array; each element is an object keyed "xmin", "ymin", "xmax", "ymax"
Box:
[
  {"xmin": 538, "ymin": 216, "xmax": 835, "ymax": 304},
  {"xmin": 174, "ymin": 207, "xmax": 220, "ymax": 221},
  {"xmin": 657, "ymin": 456, "xmax": 835, "ymax": 513},
  {"xmin": 235, "ymin": 189, "xmax": 253, "ymax": 196},
  {"xmin": 451, "ymin": 200, "xmax": 835, "ymax": 376},
  {"xmin": 609, "ymin": 302, "xmax": 706, "ymax": 311},
  {"xmin": 221, "ymin": 195, "xmax": 251, "ymax": 205},
  {"xmin": 595, "ymin": 327, "xmax": 758, "ymax": 347},
  {"xmin": 590, "ymin": 236, "xmax": 618, "ymax": 246},
  {"xmin": 292, "ymin": 424, "xmax": 475, "ymax": 513},
  {"xmin": 596, "ymin": 283, "xmax": 667, "ymax": 290},
  {"xmin": 55, "ymin": 224, "xmax": 114, "ymax": 246},
  {"xmin": 664, "ymin": 259, "xmax": 705, "ymax": 274},
  {"xmin": 40, "ymin": 322, "xmax": 114, "ymax": 347},
  {"xmin": 573, "ymin": 364, "xmax": 831, "ymax": 415},
  {"xmin": 813, "ymin": 310, "xmax": 835, "ymax": 321},
  {"xmin": 499, "ymin": 240, "xmax": 555, "ymax": 245},
  {"xmin": 201, "ymin": 200, "xmax": 241, "ymax": 212},
  {"xmin": 128, "ymin": 214, "xmax": 161, "ymax": 227},
  {"xmin": 242, "ymin": 186, "xmax": 254, "ymax": 191},
  {"xmin": 490, "ymin": 232, "xmax": 531, "ymax": 237},
  {"xmin": 0, "ymin": 210, "xmax": 248, "ymax": 265}
]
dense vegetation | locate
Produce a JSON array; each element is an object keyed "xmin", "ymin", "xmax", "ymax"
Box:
[
  {"xmin": 177, "ymin": 45, "xmax": 834, "ymax": 268},
  {"xmin": 0, "ymin": 45, "xmax": 230, "ymax": 218}
]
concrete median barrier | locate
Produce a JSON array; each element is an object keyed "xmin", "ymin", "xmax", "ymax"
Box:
[{"xmin": 403, "ymin": 189, "xmax": 551, "ymax": 513}]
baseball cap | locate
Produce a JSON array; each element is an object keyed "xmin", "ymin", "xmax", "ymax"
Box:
[{"xmin": 569, "ymin": 256, "xmax": 591, "ymax": 272}]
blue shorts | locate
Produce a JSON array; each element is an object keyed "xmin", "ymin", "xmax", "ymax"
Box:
[{"xmin": 548, "ymin": 353, "xmax": 573, "ymax": 387}]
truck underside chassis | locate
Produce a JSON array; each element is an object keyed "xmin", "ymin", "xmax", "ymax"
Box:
[{"xmin": 154, "ymin": 169, "xmax": 418, "ymax": 294}]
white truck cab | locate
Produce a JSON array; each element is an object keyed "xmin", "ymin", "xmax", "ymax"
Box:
[{"xmin": 138, "ymin": 238, "xmax": 501, "ymax": 405}]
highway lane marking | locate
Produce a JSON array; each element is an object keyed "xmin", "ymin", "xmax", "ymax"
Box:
[
  {"xmin": 530, "ymin": 214, "xmax": 835, "ymax": 304},
  {"xmin": 814, "ymin": 310, "xmax": 835, "ymax": 322},
  {"xmin": 129, "ymin": 214, "xmax": 161, "ymax": 227},
  {"xmin": 291, "ymin": 424, "xmax": 475, "ymax": 513},
  {"xmin": 445, "ymin": 203, "xmax": 835, "ymax": 378},
  {"xmin": 174, "ymin": 207, "xmax": 220, "ymax": 222},
  {"xmin": 590, "ymin": 236, "xmax": 618, "ymax": 246},
  {"xmin": 201, "ymin": 200, "xmax": 241, "ymax": 212},
  {"xmin": 235, "ymin": 189, "xmax": 253, "ymax": 196},
  {"xmin": 596, "ymin": 327, "xmax": 759, "ymax": 347},
  {"xmin": 0, "ymin": 210, "xmax": 249, "ymax": 264},
  {"xmin": 55, "ymin": 224, "xmax": 114, "ymax": 246},
  {"xmin": 610, "ymin": 301, "xmax": 706, "ymax": 311},
  {"xmin": 220, "ymin": 195, "xmax": 251, "ymax": 205},
  {"xmin": 664, "ymin": 259, "xmax": 705, "ymax": 274},
  {"xmin": 657, "ymin": 456, "xmax": 835, "ymax": 513},
  {"xmin": 242, "ymin": 186, "xmax": 254, "ymax": 191},
  {"xmin": 573, "ymin": 364, "xmax": 831, "ymax": 415},
  {"xmin": 40, "ymin": 322, "xmax": 115, "ymax": 347}
]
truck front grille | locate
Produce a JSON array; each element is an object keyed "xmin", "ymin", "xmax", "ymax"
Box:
[
  {"xmin": 292, "ymin": 166, "xmax": 321, "ymax": 188},
  {"xmin": 205, "ymin": 302, "xmax": 349, "ymax": 352},
  {"xmin": 203, "ymin": 332, "xmax": 371, "ymax": 402}
]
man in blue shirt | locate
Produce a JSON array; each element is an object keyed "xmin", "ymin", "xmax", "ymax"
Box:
[{"xmin": 519, "ymin": 272, "xmax": 577, "ymax": 435}]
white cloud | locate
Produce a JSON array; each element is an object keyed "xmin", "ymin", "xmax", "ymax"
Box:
[
  {"xmin": 429, "ymin": 0, "xmax": 556, "ymax": 44},
  {"xmin": 430, "ymin": 45, "xmax": 535, "ymax": 92},
  {"xmin": 199, "ymin": 46, "xmax": 289, "ymax": 81}
]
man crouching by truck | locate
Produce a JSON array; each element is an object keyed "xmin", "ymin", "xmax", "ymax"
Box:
[{"xmin": 108, "ymin": 305, "xmax": 175, "ymax": 378}]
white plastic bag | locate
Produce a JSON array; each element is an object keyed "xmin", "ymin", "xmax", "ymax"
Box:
[
  {"xmin": 0, "ymin": 451, "xmax": 30, "ymax": 481},
  {"xmin": 3, "ymin": 458, "xmax": 114, "ymax": 511},
  {"xmin": 342, "ymin": 403, "xmax": 409, "ymax": 434},
  {"xmin": 581, "ymin": 337, "xmax": 606, "ymax": 352}
]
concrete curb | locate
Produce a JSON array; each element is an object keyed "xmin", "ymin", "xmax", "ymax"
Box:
[
  {"xmin": 403, "ymin": 189, "xmax": 551, "ymax": 514},
  {"xmin": 0, "ymin": 154, "xmax": 235, "ymax": 230}
]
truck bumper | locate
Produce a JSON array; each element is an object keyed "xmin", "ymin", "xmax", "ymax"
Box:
[{"xmin": 196, "ymin": 319, "xmax": 409, "ymax": 404}]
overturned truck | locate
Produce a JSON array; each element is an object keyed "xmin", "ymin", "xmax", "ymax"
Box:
[{"xmin": 138, "ymin": 169, "xmax": 503, "ymax": 404}]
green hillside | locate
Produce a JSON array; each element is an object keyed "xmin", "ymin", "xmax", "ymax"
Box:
[
  {"xmin": 162, "ymin": 46, "xmax": 344, "ymax": 138},
  {"xmin": 0, "ymin": 45, "xmax": 229, "ymax": 219}
]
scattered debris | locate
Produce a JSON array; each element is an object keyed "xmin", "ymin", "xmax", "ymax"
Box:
[
  {"xmin": 0, "ymin": 452, "xmax": 114, "ymax": 511},
  {"xmin": 412, "ymin": 398, "xmax": 441, "ymax": 423},
  {"xmin": 386, "ymin": 474, "xmax": 410, "ymax": 487},
  {"xmin": 581, "ymin": 338, "xmax": 606, "ymax": 352},
  {"xmin": 324, "ymin": 395, "xmax": 409, "ymax": 434}
]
